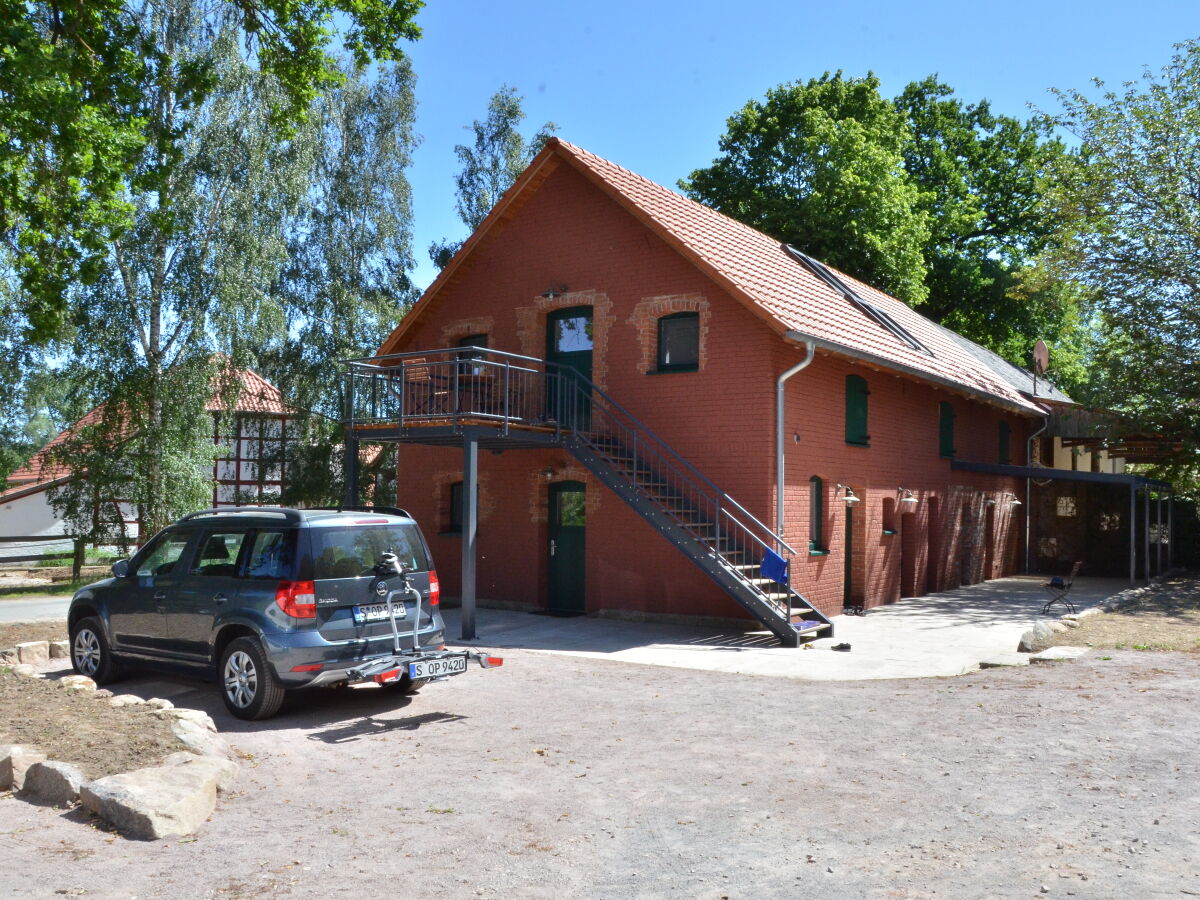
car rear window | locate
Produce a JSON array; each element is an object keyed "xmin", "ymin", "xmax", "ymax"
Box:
[{"xmin": 311, "ymin": 524, "xmax": 430, "ymax": 580}]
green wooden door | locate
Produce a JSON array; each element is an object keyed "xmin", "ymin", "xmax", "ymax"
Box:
[
  {"xmin": 548, "ymin": 481, "xmax": 586, "ymax": 614},
  {"xmin": 546, "ymin": 306, "xmax": 593, "ymax": 429}
]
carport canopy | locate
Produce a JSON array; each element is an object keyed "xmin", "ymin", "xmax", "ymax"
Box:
[{"xmin": 951, "ymin": 460, "xmax": 1172, "ymax": 586}]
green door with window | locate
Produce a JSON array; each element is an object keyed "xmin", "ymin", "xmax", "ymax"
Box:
[
  {"xmin": 548, "ymin": 481, "xmax": 586, "ymax": 614},
  {"xmin": 546, "ymin": 306, "xmax": 593, "ymax": 429}
]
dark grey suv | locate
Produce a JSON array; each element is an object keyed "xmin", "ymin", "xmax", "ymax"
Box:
[{"xmin": 67, "ymin": 506, "xmax": 501, "ymax": 720}]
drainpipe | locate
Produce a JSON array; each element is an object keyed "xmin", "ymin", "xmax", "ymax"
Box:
[
  {"xmin": 1023, "ymin": 413, "xmax": 1050, "ymax": 574},
  {"xmin": 776, "ymin": 341, "xmax": 816, "ymax": 546}
]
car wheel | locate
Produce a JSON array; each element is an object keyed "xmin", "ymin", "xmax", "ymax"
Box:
[
  {"xmin": 383, "ymin": 673, "xmax": 429, "ymax": 695},
  {"xmin": 220, "ymin": 637, "xmax": 286, "ymax": 721},
  {"xmin": 69, "ymin": 617, "xmax": 122, "ymax": 685}
]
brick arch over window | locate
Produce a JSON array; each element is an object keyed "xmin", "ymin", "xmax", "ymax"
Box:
[
  {"xmin": 626, "ymin": 294, "xmax": 711, "ymax": 374},
  {"xmin": 440, "ymin": 317, "xmax": 496, "ymax": 346},
  {"xmin": 516, "ymin": 290, "xmax": 615, "ymax": 390}
]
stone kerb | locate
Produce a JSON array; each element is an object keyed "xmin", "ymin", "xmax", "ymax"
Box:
[{"xmin": 0, "ymin": 667, "xmax": 237, "ymax": 839}]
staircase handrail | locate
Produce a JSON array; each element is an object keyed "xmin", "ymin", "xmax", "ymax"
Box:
[{"xmin": 342, "ymin": 346, "xmax": 798, "ymax": 558}]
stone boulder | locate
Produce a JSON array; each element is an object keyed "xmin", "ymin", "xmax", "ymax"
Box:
[
  {"xmin": 1, "ymin": 745, "xmax": 48, "ymax": 791},
  {"xmin": 58, "ymin": 675, "xmax": 97, "ymax": 691},
  {"xmin": 109, "ymin": 694, "xmax": 146, "ymax": 708},
  {"xmin": 21, "ymin": 760, "xmax": 85, "ymax": 806},
  {"xmin": 170, "ymin": 718, "xmax": 232, "ymax": 759},
  {"xmin": 49, "ymin": 640, "xmax": 71, "ymax": 659},
  {"xmin": 0, "ymin": 647, "xmax": 18, "ymax": 665},
  {"xmin": 80, "ymin": 755, "xmax": 237, "ymax": 840},
  {"xmin": 10, "ymin": 664, "xmax": 40, "ymax": 678},
  {"xmin": 16, "ymin": 641, "xmax": 49, "ymax": 664}
]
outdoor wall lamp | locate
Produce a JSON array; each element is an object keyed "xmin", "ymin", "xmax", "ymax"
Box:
[
  {"xmin": 897, "ymin": 488, "xmax": 918, "ymax": 505},
  {"xmin": 1007, "ymin": 493, "xmax": 1023, "ymax": 507},
  {"xmin": 835, "ymin": 483, "xmax": 860, "ymax": 504},
  {"xmin": 541, "ymin": 467, "xmax": 556, "ymax": 480},
  {"xmin": 541, "ymin": 284, "xmax": 568, "ymax": 299}
]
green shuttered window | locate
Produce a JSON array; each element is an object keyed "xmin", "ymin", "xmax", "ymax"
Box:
[
  {"xmin": 845, "ymin": 374, "xmax": 870, "ymax": 446},
  {"xmin": 939, "ymin": 402, "xmax": 956, "ymax": 458},
  {"xmin": 809, "ymin": 476, "xmax": 825, "ymax": 553}
]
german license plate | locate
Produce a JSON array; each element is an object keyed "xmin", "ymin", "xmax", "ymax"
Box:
[
  {"xmin": 352, "ymin": 603, "xmax": 406, "ymax": 624},
  {"xmin": 409, "ymin": 656, "xmax": 467, "ymax": 679}
]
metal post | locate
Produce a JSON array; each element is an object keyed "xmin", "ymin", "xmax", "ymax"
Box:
[
  {"xmin": 1156, "ymin": 492, "xmax": 1163, "ymax": 577},
  {"xmin": 460, "ymin": 430, "xmax": 479, "ymax": 641},
  {"xmin": 1128, "ymin": 484, "xmax": 1136, "ymax": 588},
  {"xmin": 1143, "ymin": 487, "xmax": 1151, "ymax": 584},
  {"xmin": 1168, "ymin": 489, "xmax": 1175, "ymax": 570},
  {"xmin": 72, "ymin": 537, "xmax": 85, "ymax": 581},
  {"xmin": 344, "ymin": 435, "xmax": 359, "ymax": 507}
]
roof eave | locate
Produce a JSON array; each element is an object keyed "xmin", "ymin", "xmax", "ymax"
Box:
[{"xmin": 784, "ymin": 330, "xmax": 1046, "ymax": 417}]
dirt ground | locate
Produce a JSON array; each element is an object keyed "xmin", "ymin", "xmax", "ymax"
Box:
[
  {"xmin": 0, "ymin": 621, "xmax": 67, "ymax": 647},
  {"xmin": 1036, "ymin": 575, "xmax": 1200, "ymax": 653},
  {"xmin": 1, "ymin": 646, "xmax": 1198, "ymax": 899},
  {"xmin": 0, "ymin": 670, "xmax": 182, "ymax": 779}
]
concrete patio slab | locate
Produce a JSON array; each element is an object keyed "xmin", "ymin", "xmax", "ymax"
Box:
[{"xmin": 443, "ymin": 575, "xmax": 1126, "ymax": 682}]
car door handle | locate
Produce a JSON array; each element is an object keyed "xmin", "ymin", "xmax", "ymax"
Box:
[{"xmin": 213, "ymin": 594, "xmax": 228, "ymax": 604}]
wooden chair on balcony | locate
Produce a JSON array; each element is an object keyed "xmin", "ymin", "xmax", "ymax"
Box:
[{"xmin": 389, "ymin": 357, "xmax": 449, "ymax": 419}]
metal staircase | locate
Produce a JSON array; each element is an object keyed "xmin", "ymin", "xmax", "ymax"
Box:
[{"xmin": 344, "ymin": 347, "xmax": 834, "ymax": 646}]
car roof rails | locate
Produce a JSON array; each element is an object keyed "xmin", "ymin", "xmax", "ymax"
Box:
[
  {"xmin": 308, "ymin": 505, "xmax": 414, "ymax": 520},
  {"xmin": 177, "ymin": 507, "xmax": 304, "ymax": 523}
]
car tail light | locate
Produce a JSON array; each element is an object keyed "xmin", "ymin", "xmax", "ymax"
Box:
[
  {"xmin": 275, "ymin": 580, "xmax": 317, "ymax": 618},
  {"xmin": 290, "ymin": 663, "xmax": 323, "ymax": 673},
  {"xmin": 428, "ymin": 570, "xmax": 440, "ymax": 606},
  {"xmin": 485, "ymin": 656, "xmax": 504, "ymax": 668}
]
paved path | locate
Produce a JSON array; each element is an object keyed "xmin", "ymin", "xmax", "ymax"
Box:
[
  {"xmin": 0, "ymin": 593, "xmax": 71, "ymax": 623},
  {"xmin": 444, "ymin": 575, "xmax": 1127, "ymax": 681}
]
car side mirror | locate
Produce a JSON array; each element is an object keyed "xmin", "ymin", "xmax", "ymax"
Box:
[{"xmin": 111, "ymin": 559, "xmax": 130, "ymax": 578}]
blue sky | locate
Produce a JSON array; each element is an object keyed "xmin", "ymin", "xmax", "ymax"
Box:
[{"xmin": 401, "ymin": 1, "xmax": 1199, "ymax": 290}]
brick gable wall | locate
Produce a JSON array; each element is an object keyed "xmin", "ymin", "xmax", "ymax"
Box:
[{"xmin": 390, "ymin": 162, "xmax": 1035, "ymax": 620}]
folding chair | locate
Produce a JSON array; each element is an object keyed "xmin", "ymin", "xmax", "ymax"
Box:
[
  {"xmin": 1041, "ymin": 560, "xmax": 1083, "ymax": 615},
  {"xmin": 399, "ymin": 357, "xmax": 449, "ymax": 417}
]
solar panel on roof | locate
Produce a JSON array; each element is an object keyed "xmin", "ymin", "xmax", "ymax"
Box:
[{"xmin": 783, "ymin": 244, "xmax": 934, "ymax": 357}]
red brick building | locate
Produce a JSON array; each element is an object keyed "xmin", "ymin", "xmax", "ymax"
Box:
[{"xmin": 345, "ymin": 139, "xmax": 1165, "ymax": 644}]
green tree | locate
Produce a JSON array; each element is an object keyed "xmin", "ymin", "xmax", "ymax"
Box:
[
  {"xmin": 0, "ymin": 0, "xmax": 423, "ymax": 344},
  {"xmin": 1045, "ymin": 39, "xmax": 1200, "ymax": 471},
  {"xmin": 896, "ymin": 77, "xmax": 1086, "ymax": 374},
  {"xmin": 47, "ymin": 5, "xmax": 314, "ymax": 545},
  {"xmin": 681, "ymin": 72, "xmax": 931, "ymax": 305},
  {"xmin": 260, "ymin": 59, "xmax": 422, "ymax": 507},
  {"xmin": 429, "ymin": 84, "xmax": 556, "ymax": 268}
]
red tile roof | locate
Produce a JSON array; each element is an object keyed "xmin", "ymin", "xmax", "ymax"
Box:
[
  {"xmin": 381, "ymin": 138, "xmax": 1047, "ymax": 415},
  {"xmin": 3, "ymin": 368, "xmax": 289, "ymax": 502}
]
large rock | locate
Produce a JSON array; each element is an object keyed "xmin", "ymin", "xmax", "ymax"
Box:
[
  {"xmin": 49, "ymin": 640, "xmax": 70, "ymax": 659},
  {"xmin": 1, "ymin": 745, "xmax": 48, "ymax": 791},
  {"xmin": 146, "ymin": 698, "xmax": 174, "ymax": 710},
  {"xmin": 1032, "ymin": 622, "xmax": 1056, "ymax": 641},
  {"xmin": 1030, "ymin": 646, "xmax": 1091, "ymax": 663},
  {"xmin": 109, "ymin": 694, "xmax": 146, "ymax": 708},
  {"xmin": 0, "ymin": 647, "xmax": 18, "ymax": 665},
  {"xmin": 170, "ymin": 718, "xmax": 231, "ymax": 759},
  {"xmin": 162, "ymin": 752, "xmax": 238, "ymax": 792},
  {"xmin": 58, "ymin": 675, "xmax": 97, "ymax": 691},
  {"xmin": 1018, "ymin": 630, "xmax": 1038, "ymax": 653},
  {"xmin": 16, "ymin": 641, "xmax": 49, "ymax": 664},
  {"xmin": 154, "ymin": 707, "xmax": 217, "ymax": 733},
  {"xmin": 10, "ymin": 664, "xmax": 40, "ymax": 679},
  {"xmin": 21, "ymin": 760, "xmax": 85, "ymax": 806},
  {"xmin": 80, "ymin": 756, "xmax": 237, "ymax": 840}
]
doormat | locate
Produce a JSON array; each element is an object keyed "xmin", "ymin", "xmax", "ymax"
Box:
[{"xmin": 530, "ymin": 609, "xmax": 587, "ymax": 618}]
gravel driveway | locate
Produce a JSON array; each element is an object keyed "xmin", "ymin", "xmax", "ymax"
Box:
[{"xmin": 2, "ymin": 648, "xmax": 1199, "ymax": 898}]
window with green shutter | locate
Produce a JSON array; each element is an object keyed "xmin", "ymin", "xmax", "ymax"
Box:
[
  {"xmin": 939, "ymin": 402, "xmax": 956, "ymax": 458},
  {"xmin": 809, "ymin": 476, "xmax": 826, "ymax": 553},
  {"xmin": 998, "ymin": 420, "xmax": 1011, "ymax": 464},
  {"xmin": 845, "ymin": 374, "xmax": 870, "ymax": 446}
]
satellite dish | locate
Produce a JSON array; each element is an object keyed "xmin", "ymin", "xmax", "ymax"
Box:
[{"xmin": 1032, "ymin": 340, "xmax": 1049, "ymax": 375}]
